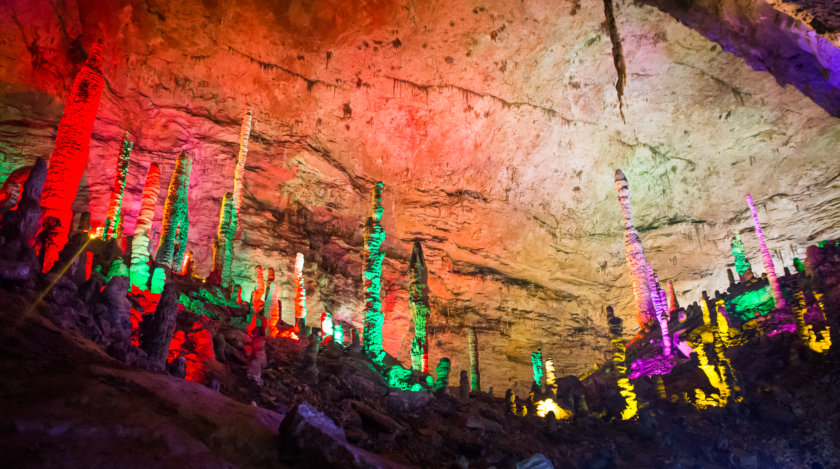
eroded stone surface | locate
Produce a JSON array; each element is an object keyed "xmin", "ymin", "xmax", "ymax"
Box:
[{"xmin": 0, "ymin": 0, "xmax": 839, "ymax": 392}]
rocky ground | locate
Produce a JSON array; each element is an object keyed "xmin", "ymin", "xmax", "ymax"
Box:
[{"xmin": 1, "ymin": 236, "xmax": 839, "ymax": 468}]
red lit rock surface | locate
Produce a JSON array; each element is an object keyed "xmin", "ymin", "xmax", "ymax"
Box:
[{"xmin": 1, "ymin": 0, "xmax": 839, "ymax": 392}]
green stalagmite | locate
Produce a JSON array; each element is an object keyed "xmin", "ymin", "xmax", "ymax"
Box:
[
  {"xmin": 362, "ymin": 182, "xmax": 386, "ymax": 365},
  {"xmin": 209, "ymin": 192, "xmax": 233, "ymax": 286},
  {"xmin": 408, "ymin": 240, "xmax": 431, "ymax": 373},
  {"xmin": 435, "ymin": 358, "xmax": 451, "ymax": 393},
  {"xmin": 531, "ymin": 349, "xmax": 544, "ymax": 387},
  {"xmin": 102, "ymin": 132, "xmax": 133, "ymax": 240},
  {"xmin": 129, "ymin": 163, "xmax": 160, "ymax": 290},
  {"xmin": 730, "ymin": 234, "xmax": 752, "ymax": 278},
  {"xmin": 221, "ymin": 107, "xmax": 252, "ymax": 288},
  {"xmin": 154, "ymin": 150, "xmax": 192, "ymax": 270}
]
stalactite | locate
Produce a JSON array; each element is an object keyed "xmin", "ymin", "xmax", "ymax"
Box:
[
  {"xmin": 467, "ymin": 327, "xmax": 480, "ymax": 391},
  {"xmin": 746, "ymin": 195, "xmax": 785, "ymax": 308},
  {"xmin": 362, "ymin": 182, "xmax": 386, "ymax": 365},
  {"xmin": 730, "ymin": 233, "xmax": 753, "ymax": 281},
  {"xmin": 408, "ymin": 240, "xmax": 431, "ymax": 373},
  {"xmin": 209, "ymin": 192, "xmax": 233, "ymax": 286},
  {"xmin": 615, "ymin": 169, "xmax": 654, "ymax": 326},
  {"xmin": 602, "ymin": 0, "xmax": 626, "ymax": 121},
  {"xmin": 531, "ymin": 349, "xmax": 544, "ymax": 387},
  {"xmin": 607, "ymin": 306, "xmax": 638, "ymax": 420},
  {"xmin": 102, "ymin": 132, "xmax": 133, "ymax": 240},
  {"xmin": 666, "ymin": 280, "xmax": 679, "ymax": 313},
  {"xmin": 40, "ymin": 40, "xmax": 105, "ymax": 271},
  {"xmin": 294, "ymin": 252, "xmax": 307, "ymax": 330},
  {"xmin": 154, "ymin": 150, "xmax": 192, "ymax": 270},
  {"xmin": 648, "ymin": 265, "xmax": 672, "ymax": 356},
  {"xmin": 129, "ymin": 163, "xmax": 161, "ymax": 290}
]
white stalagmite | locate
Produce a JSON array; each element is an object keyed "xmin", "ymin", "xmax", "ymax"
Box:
[{"xmin": 615, "ymin": 169, "xmax": 654, "ymax": 327}]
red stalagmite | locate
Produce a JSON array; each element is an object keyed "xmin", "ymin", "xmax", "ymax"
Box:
[{"xmin": 40, "ymin": 40, "xmax": 105, "ymax": 271}]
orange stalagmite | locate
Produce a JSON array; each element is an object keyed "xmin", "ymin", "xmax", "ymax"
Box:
[
  {"xmin": 614, "ymin": 169, "xmax": 654, "ymax": 327},
  {"xmin": 40, "ymin": 40, "xmax": 105, "ymax": 271},
  {"xmin": 251, "ymin": 265, "xmax": 265, "ymax": 312}
]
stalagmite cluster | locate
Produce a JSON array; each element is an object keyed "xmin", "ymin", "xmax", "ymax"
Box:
[
  {"xmin": 362, "ymin": 182, "xmax": 386, "ymax": 365},
  {"xmin": 154, "ymin": 150, "xmax": 192, "ymax": 271},
  {"xmin": 408, "ymin": 240, "xmax": 431, "ymax": 373},
  {"xmin": 102, "ymin": 132, "xmax": 133, "ymax": 240},
  {"xmin": 39, "ymin": 40, "xmax": 105, "ymax": 271},
  {"xmin": 614, "ymin": 170, "xmax": 654, "ymax": 326}
]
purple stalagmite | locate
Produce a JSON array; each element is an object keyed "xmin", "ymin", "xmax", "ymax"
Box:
[
  {"xmin": 615, "ymin": 169, "xmax": 654, "ymax": 327},
  {"xmin": 647, "ymin": 264, "xmax": 672, "ymax": 356},
  {"xmin": 746, "ymin": 194, "xmax": 785, "ymax": 308}
]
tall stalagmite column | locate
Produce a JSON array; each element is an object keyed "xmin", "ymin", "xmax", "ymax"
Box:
[
  {"xmin": 614, "ymin": 170, "xmax": 654, "ymax": 326},
  {"xmin": 746, "ymin": 195, "xmax": 785, "ymax": 308},
  {"xmin": 408, "ymin": 240, "xmax": 431, "ymax": 373},
  {"xmin": 40, "ymin": 40, "xmax": 105, "ymax": 271},
  {"xmin": 467, "ymin": 327, "xmax": 480, "ymax": 391},
  {"xmin": 217, "ymin": 107, "xmax": 252, "ymax": 288},
  {"xmin": 129, "ymin": 163, "xmax": 161, "ymax": 289},
  {"xmin": 102, "ymin": 132, "xmax": 133, "ymax": 239},
  {"xmin": 362, "ymin": 182, "xmax": 386, "ymax": 365},
  {"xmin": 294, "ymin": 253, "xmax": 307, "ymax": 329},
  {"xmin": 209, "ymin": 192, "xmax": 233, "ymax": 285},
  {"xmin": 251, "ymin": 265, "xmax": 265, "ymax": 312},
  {"xmin": 531, "ymin": 349, "xmax": 544, "ymax": 387},
  {"xmin": 154, "ymin": 150, "xmax": 192, "ymax": 270}
]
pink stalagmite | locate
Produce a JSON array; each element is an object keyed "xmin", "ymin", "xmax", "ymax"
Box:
[
  {"xmin": 294, "ymin": 253, "xmax": 306, "ymax": 328},
  {"xmin": 614, "ymin": 169, "xmax": 654, "ymax": 327},
  {"xmin": 40, "ymin": 40, "xmax": 105, "ymax": 271},
  {"xmin": 746, "ymin": 194, "xmax": 785, "ymax": 308}
]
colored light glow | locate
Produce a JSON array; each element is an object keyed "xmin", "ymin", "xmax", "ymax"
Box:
[
  {"xmin": 793, "ymin": 290, "xmax": 831, "ymax": 353},
  {"xmin": 40, "ymin": 40, "xmax": 105, "ymax": 272},
  {"xmin": 607, "ymin": 308, "xmax": 637, "ymax": 420},
  {"xmin": 130, "ymin": 163, "xmax": 161, "ymax": 290},
  {"xmin": 408, "ymin": 240, "xmax": 430, "ymax": 373},
  {"xmin": 362, "ymin": 182, "xmax": 386, "ymax": 365},
  {"xmin": 321, "ymin": 311, "xmax": 333, "ymax": 336},
  {"xmin": 535, "ymin": 398, "xmax": 572, "ymax": 419},
  {"xmin": 467, "ymin": 327, "xmax": 480, "ymax": 391},
  {"xmin": 727, "ymin": 285, "xmax": 775, "ymax": 321},
  {"xmin": 294, "ymin": 253, "xmax": 307, "ymax": 323},
  {"xmin": 531, "ymin": 349, "xmax": 544, "ymax": 387},
  {"xmin": 629, "ymin": 354, "xmax": 676, "ymax": 379},
  {"xmin": 251, "ymin": 266, "xmax": 265, "ymax": 312},
  {"xmin": 544, "ymin": 358, "xmax": 557, "ymax": 394},
  {"xmin": 435, "ymin": 358, "xmax": 450, "ymax": 392},
  {"xmin": 730, "ymin": 234, "xmax": 751, "ymax": 277},
  {"xmin": 334, "ymin": 324, "xmax": 343, "ymax": 345},
  {"xmin": 154, "ymin": 150, "xmax": 192, "ymax": 269},
  {"xmin": 647, "ymin": 265, "xmax": 672, "ymax": 356},
  {"xmin": 151, "ymin": 267, "xmax": 166, "ymax": 294}
]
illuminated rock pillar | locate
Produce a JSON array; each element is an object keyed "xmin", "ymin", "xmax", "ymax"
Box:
[
  {"xmin": 730, "ymin": 234, "xmax": 753, "ymax": 282},
  {"xmin": 666, "ymin": 280, "xmax": 679, "ymax": 313},
  {"xmin": 467, "ymin": 327, "xmax": 480, "ymax": 391},
  {"xmin": 294, "ymin": 253, "xmax": 307, "ymax": 329},
  {"xmin": 408, "ymin": 240, "xmax": 431, "ymax": 372},
  {"xmin": 139, "ymin": 282, "xmax": 178, "ymax": 371},
  {"xmin": 614, "ymin": 170, "xmax": 654, "ymax": 327},
  {"xmin": 544, "ymin": 358, "xmax": 557, "ymax": 395},
  {"xmin": 531, "ymin": 349, "xmax": 544, "ymax": 387},
  {"xmin": 218, "ymin": 107, "xmax": 252, "ymax": 288},
  {"xmin": 362, "ymin": 182, "xmax": 386, "ymax": 365},
  {"xmin": 209, "ymin": 192, "xmax": 233, "ymax": 286},
  {"xmin": 154, "ymin": 150, "xmax": 192, "ymax": 270},
  {"xmin": 434, "ymin": 358, "xmax": 451, "ymax": 394},
  {"xmin": 268, "ymin": 287, "xmax": 280, "ymax": 337},
  {"xmin": 102, "ymin": 132, "xmax": 133, "ymax": 240},
  {"xmin": 648, "ymin": 266, "xmax": 672, "ymax": 356},
  {"xmin": 607, "ymin": 306, "xmax": 638, "ymax": 420},
  {"xmin": 746, "ymin": 195, "xmax": 785, "ymax": 308},
  {"xmin": 129, "ymin": 163, "xmax": 160, "ymax": 289},
  {"xmin": 40, "ymin": 40, "xmax": 105, "ymax": 271},
  {"xmin": 251, "ymin": 265, "xmax": 265, "ymax": 312}
]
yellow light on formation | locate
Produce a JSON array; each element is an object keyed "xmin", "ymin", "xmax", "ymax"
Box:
[{"xmin": 535, "ymin": 399, "xmax": 572, "ymax": 419}]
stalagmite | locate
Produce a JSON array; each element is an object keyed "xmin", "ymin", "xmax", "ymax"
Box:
[
  {"xmin": 434, "ymin": 358, "xmax": 450, "ymax": 394},
  {"xmin": 102, "ymin": 133, "xmax": 133, "ymax": 240},
  {"xmin": 544, "ymin": 358, "xmax": 557, "ymax": 395},
  {"xmin": 607, "ymin": 306, "xmax": 638, "ymax": 420},
  {"xmin": 746, "ymin": 195, "xmax": 785, "ymax": 308},
  {"xmin": 321, "ymin": 312, "xmax": 333, "ymax": 337},
  {"xmin": 730, "ymin": 233, "xmax": 753, "ymax": 281},
  {"xmin": 40, "ymin": 40, "xmax": 105, "ymax": 271},
  {"xmin": 0, "ymin": 165, "xmax": 32, "ymax": 212},
  {"xmin": 251, "ymin": 265, "xmax": 265, "ymax": 312},
  {"xmin": 614, "ymin": 170, "xmax": 654, "ymax": 326},
  {"xmin": 408, "ymin": 240, "xmax": 431, "ymax": 373},
  {"xmin": 140, "ymin": 282, "xmax": 179, "ymax": 371},
  {"xmin": 467, "ymin": 327, "xmax": 480, "ymax": 391},
  {"xmin": 129, "ymin": 163, "xmax": 161, "ymax": 289},
  {"xmin": 294, "ymin": 253, "xmax": 307, "ymax": 329},
  {"xmin": 362, "ymin": 182, "xmax": 386, "ymax": 365},
  {"xmin": 648, "ymin": 265, "xmax": 672, "ymax": 356},
  {"xmin": 666, "ymin": 280, "xmax": 679, "ymax": 313},
  {"xmin": 531, "ymin": 349, "xmax": 544, "ymax": 387},
  {"xmin": 263, "ymin": 267, "xmax": 275, "ymax": 315},
  {"xmin": 459, "ymin": 370, "xmax": 470, "ymax": 399},
  {"xmin": 154, "ymin": 150, "xmax": 192, "ymax": 270},
  {"xmin": 209, "ymin": 192, "xmax": 233, "ymax": 286},
  {"xmin": 268, "ymin": 288, "xmax": 280, "ymax": 337}
]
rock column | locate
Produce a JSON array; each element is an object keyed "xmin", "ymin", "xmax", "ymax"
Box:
[{"xmin": 746, "ymin": 194, "xmax": 785, "ymax": 308}]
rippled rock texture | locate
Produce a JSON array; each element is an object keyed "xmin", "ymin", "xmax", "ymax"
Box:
[{"xmin": 1, "ymin": 0, "xmax": 839, "ymax": 392}]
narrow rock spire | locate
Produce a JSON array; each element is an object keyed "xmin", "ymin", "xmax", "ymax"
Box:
[
  {"xmin": 746, "ymin": 195, "xmax": 785, "ymax": 308},
  {"xmin": 614, "ymin": 169, "xmax": 654, "ymax": 326},
  {"xmin": 408, "ymin": 240, "xmax": 431, "ymax": 373}
]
